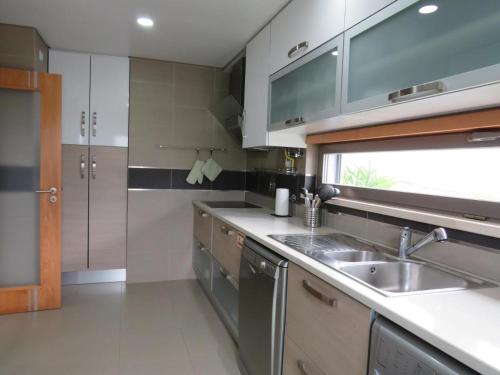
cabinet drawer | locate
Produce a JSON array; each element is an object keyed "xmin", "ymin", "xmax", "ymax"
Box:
[
  {"xmin": 193, "ymin": 207, "xmax": 212, "ymax": 251},
  {"xmin": 212, "ymin": 260, "xmax": 239, "ymax": 339},
  {"xmin": 192, "ymin": 239, "xmax": 212, "ymax": 293},
  {"xmin": 286, "ymin": 263, "xmax": 370, "ymax": 375},
  {"xmin": 270, "ymin": 0, "xmax": 345, "ymax": 74},
  {"xmin": 212, "ymin": 218, "xmax": 242, "ymax": 281},
  {"xmin": 283, "ymin": 335, "xmax": 326, "ymax": 375}
]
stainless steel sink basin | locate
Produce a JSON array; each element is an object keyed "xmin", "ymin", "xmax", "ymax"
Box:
[
  {"xmin": 339, "ymin": 261, "xmax": 492, "ymax": 296},
  {"xmin": 315, "ymin": 250, "xmax": 390, "ymax": 266}
]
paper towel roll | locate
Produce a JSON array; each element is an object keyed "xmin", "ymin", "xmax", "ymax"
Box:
[{"xmin": 275, "ymin": 188, "xmax": 289, "ymax": 216}]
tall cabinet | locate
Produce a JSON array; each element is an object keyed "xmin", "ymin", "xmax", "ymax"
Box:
[{"xmin": 50, "ymin": 50, "xmax": 129, "ymax": 272}]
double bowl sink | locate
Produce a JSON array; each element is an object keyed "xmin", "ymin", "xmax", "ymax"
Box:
[{"xmin": 269, "ymin": 233, "xmax": 494, "ymax": 296}]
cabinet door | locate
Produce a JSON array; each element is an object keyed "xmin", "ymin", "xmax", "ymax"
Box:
[
  {"xmin": 243, "ymin": 25, "xmax": 270, "ymax": 148},
  {"xmin": 342, "ymin": 0, "xmax": 500, "ymax": 114},
  {"xmin": 212, "ymin": 218, "xmax": 242, "ymax": 282},
  {"xmin": 269, "ymin": 0, "xmax": 345, "ymax": 74},
  {"xmin": 269, "ymin": 35, "xmax": 342, "ymax": 131},
  {"xmin": 89, "ymin": 55, "xmax": 129, "ymax": 147},
  {"xmin": 193, "ymin": 207, "xmax": 213, "ymax": 251},
  {"xmin": 192, "ymin": 239, "xmax": 212, "ymax": 293},
  {"xmin": 61, "ymin": 145, "xmax": 89, "ymax": 272},
  {"xmin": 49, "ymin": 50, "xmax": 90, "ymax": 145},
  {"xmin": 212, "ymin": 260, "xmax": 239, "ymax": 339},
  {"xmin": 88, "ymin": 146, "xmax": 127, "ymax": 269},
  {"xmin": 344, "ymin": 0, "xmax": 395, "ymax": 30}
]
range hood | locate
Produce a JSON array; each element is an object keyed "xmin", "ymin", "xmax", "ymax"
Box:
[{"xmin": 210, "ymin": 57, "xmax": 245, "ymax": 143}]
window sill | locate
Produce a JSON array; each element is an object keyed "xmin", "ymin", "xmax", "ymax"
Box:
[{"xmin": 327, "ymin": 197, "xmax": 500, "ymax": 239}]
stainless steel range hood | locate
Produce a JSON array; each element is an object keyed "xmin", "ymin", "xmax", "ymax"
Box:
[{"xmin": 209, "ymin": 57, "xmax": 245, "ymax": 143}]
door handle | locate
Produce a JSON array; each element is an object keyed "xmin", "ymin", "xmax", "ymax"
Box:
[
  {"xmin": 80, "ymin": 111, "xmax": 86, "ymax": 137},
  {"xmin": 388, "ymin": 81, "xmax": 445, "ymax": 102},
  {"xmin": 288, "ymin": 41, "xmax": 309, "ymax": 59},
  {"xmin": 285, "ymin": 117, "xmax": 305, "ymax": 127},
  {"xmin": 92, "ymin": 112, "xmax": 97, "ymax": 137},
  {"xmin": 302, "ymin": 280, "xmax": 337, "ymax": 307},
  {"xmin": 248, "ymin": 263, "xmax": 257, "ymax": 275},
  {"xmin": 36, "ymin": 187, "xmax": 58, "ymax": 203},
  {"xmin": 91, "ymin": 155, "xmax": 96, "ymax": 179},
  {"xmin": 80, "ymin": 154, "xmax": 86, "ymax": 179}
]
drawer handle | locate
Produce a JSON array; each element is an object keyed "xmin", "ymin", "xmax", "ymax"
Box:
[
  {"xmin": 288, "ymin": 41, "xmax": 309, "ymax": 59},
  {"xmin": 302, "ymin": 280, "xmax": 337, "ymax": 307},
  {"xmin": 219, "ymin": 267, "xmax": 229, "ymax": 279},
  {"xmin": 80, "ymin": 111, "xmax": 86, "ymax": 137},
  {"xmin": 220, "ymin": 225, "xmax": 235, "ymax": 236},
  {"xmin": 388, "ymin": 81, "xmax": 445, "ymax": 103},
  {"xmin": 80, "ymin": 154, "xmax": 86, "ymax": 179},
  {"xmin": 198, "ymin": 210, "xmax": 208, "ymax": 217},
  {"xmin": 285, "ymin": 117, "xmax": 305, "ymax": 127}
]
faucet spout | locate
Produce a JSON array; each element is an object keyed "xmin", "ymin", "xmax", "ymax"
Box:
[{"xmin": 399, "ymin": 227, "xmax": 448, "ymax": 259}]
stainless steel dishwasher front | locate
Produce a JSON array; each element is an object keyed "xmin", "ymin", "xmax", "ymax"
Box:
[{"xmin": 238, "ymin": 237, "xmax": 288, "ymax": 375}]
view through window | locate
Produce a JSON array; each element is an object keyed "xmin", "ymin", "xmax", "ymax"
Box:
[{"xmin": 323, "ymin": 147, "xmax": 500, "ymax": 203}]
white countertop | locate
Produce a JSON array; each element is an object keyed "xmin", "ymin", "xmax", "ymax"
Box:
[{"xmin": 194, "ymin": 201, "xmax": 500, "ymax": 375}]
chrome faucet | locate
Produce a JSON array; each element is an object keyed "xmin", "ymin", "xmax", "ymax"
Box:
[{"xmin": 398, "ymin": 227, "xmax": 448, "ymax": 259}]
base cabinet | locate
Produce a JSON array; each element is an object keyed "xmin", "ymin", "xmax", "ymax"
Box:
[
  {"xmin": 61, "ymin": 145, "xmax": 127, "ymax": 272},
  {"xmin": 283, "ymin": 263, "xmax": 371, "ymax": 375},
  {"xmin": 193, "ymin": 239, "xmax": 212, "ymax": 293},
  {"xmin": 212, "ymin": 260, "xmax": 239, "ymax": 339}
]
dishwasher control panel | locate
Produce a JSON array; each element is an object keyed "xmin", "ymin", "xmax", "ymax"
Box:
[{"xmin": 369, "ymin": 317, "xmax": 479, "ymax": 375}]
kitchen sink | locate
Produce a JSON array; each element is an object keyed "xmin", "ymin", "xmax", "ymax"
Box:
[
  {"xmin": 339, "ymin": 261, "xmax": 493, "ymax": 296},
  {"xmin": 314, "ymin": 250, "xmax": 390, "ymax": 266}
]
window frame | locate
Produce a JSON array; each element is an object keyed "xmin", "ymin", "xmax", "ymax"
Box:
[{"xmin": 318, "ymin": 132, "xmax": 500, "ymax": 220}]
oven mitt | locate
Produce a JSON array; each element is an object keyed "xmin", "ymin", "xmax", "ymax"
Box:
[
  {"xmin": 202, "ymin": 157, "xmax": 223, "ymax": 182},
  {"xmin": 186, "ymin": 159, "xmax": 205, "ymax": 185}
]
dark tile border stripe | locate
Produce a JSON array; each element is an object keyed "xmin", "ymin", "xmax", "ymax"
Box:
[
  {"xmin": 326, "ymin": 203, "xmax": 500, "ymax": 252},
  {"xmin": 128, "ymin": 168, "xmax": 246, "ymax": 191}
]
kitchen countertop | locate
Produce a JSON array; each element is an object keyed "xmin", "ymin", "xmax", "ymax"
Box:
[{"xmin": 193, "ymin": 201, "xmax": 500, "ymax": 375}]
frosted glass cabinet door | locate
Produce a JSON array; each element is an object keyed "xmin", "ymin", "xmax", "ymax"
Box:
[
  {"xmin": 342, "ymin": 0, "xmax": 500, "ymax": 114},
  {"xmin": 269, "ymin": 35, "xmax": 342, "ymax": 131},
  {"xmin": 90, "ymin": 55, "xmax": 129, "ymax": 147}
]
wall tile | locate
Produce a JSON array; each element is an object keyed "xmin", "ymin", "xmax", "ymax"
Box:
[
  {"xmin": 174, "ymin": 84, "xmax": 212, "ymax": 109},
  {"xmin": 174, "ymin": 64, "xmax": 214, "ymax": 88},
  {"xmin": 129, "ymin": 81, "xmax": 173, "ymax": 126},
  {"xmin": 171, "ymin": 108, "xmax": 213, "ymax": 148},
  {"xmin": 130, "ymin": 58, "xmax": 174, "ymax": 84},
  {"xmin": 212, "ymin": 171, "xmax": 246, "ymax": 191},
  {"xmin": 172, "ymin": 169, "xmax": 212, "ymax": 190},
  {"xmin": 128, "ymin": 168, "xmax": 171, "ymax": 189}
]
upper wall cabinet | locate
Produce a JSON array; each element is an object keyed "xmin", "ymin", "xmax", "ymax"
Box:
[
  {"xmin": 269, "ymin": 0, "xmax": 345, "ymax": 74},
  {"xmin": 243, "ymin": 26, "xmax": 306, "ymax": 148},
  {"xmin": 344, "ymin": 0, "xmax": 396, "ymax": 30},
  {"xmin": 269, "ymin": 35, "xmax": 343, "ymax": 131},
  {"xmin": 49, "ymin": 50, "xmax": 129, "ymax": 147},
  {"xmin": 342, "ymin": 0, "xmax": 500, "ymax": 114}
]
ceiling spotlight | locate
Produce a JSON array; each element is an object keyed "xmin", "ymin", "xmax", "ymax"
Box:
[
  {"xmin": 137, "ymin": 17, "xmax": 154, "ymax": 27},
  {"xmin": 418, "ymin": 5, "xmax": 438, "ymax": 14}
]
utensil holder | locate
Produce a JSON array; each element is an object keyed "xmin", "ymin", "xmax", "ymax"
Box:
[{"xmin": 304, "ymin": 207, "xmax": 321, "ymax": 228}]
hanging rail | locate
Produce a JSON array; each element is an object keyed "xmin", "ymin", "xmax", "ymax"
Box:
[{"xmin": 156, "ymin": 145, "xmax": 226, "ymax": 152}]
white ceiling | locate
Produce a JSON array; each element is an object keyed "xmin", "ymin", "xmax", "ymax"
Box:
[{"xmin": 0, "ymin": 0, "xmax": 289, "ymax": 67}]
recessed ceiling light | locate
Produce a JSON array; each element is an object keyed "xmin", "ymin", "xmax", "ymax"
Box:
[
  {"xmin": 137, "ymin": 17, "xmax": 154, "ymax": 27},
  {"xmin": 331, "ymin": 50, "xmax": 339, "ymax": 56},
  {"xmin": 418, "ymin": 5, "xmax": 438, "ymax": 14}
]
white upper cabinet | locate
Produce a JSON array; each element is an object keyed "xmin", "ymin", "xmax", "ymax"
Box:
[
  {"xmin": 344, "ymin": 0, "xmax": 396, "ymax": 30},
  {"xmin": 49, "ymin": 50, "xmax": 90, "ymax": 145},
  {"xmin": 243, "ymin": 25, "xmax": 271, "ymax": 148},
  {"xmin": 269, "ymin": 0, "xmax": 345, "ymax": 75},
  {"xmin": 49, "ymin": 51, "xmax": 129, "ymax": 147},
  {"xmin": 89, "ymin": 55, "xmax": 129, "ymax": 147},
  {"xmin": 243, "ymin": 25, "xmax": 306, "ymax": 149}
]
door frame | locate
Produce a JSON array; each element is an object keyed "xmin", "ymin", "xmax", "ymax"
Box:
[{"xmin": 0, "ymin": 68, "xmax": 62, "ymax": 314}]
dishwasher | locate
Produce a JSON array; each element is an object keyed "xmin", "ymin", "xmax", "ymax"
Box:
[
  {"xmin": 238, "ymin": 237, "xmax": 288, "ymax": 375},
  {"xmin": 370, "ymin": 316, "xmax": 479, "ymax": 374}
]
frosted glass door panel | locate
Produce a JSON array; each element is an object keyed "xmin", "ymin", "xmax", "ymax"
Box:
[
  {"xmin": 344, "ymin": 0, "xmax": 500, "ymax": 111},
  {"xmin": 270, "ymin": 36, "xmax": 342, "ymax": 131},
  {"xmin": 0, "ymin": 89, "xmax": 40, "ymax": 286}
]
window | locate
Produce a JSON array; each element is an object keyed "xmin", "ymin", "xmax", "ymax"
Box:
[
  {"xmin": 320, "ymin": 133, "xmax": 500, "ymax": 220},
  {"xmin": 324, "ymin": 147, "xmax": 500, "ymax": 203}
]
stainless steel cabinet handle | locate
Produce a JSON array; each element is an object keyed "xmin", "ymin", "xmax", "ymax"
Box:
[
  {"xmin": 80, "ymin": 154, "xmax": 86, "ymax": 179},
  {"xmin": 388, "ymin": 81, "xmax": 445, "ymax": 103},
  {"xmin": 219, "ymin": 267, "xmax": 229, "ymax": 279},
  {"xmin": 80, "ymin": 111, "xmax": 86, "ymax": 137},
  {"xmin": 302, "ymin": 280, "xmax": 337, "ymax": 307},
  {"xmin": 285, "ymin": 117, "xmax": 305, "ymax": 127},
  {"xmin": 198, "ymin": 210, "xmax": 208, "ymax": 217},
  {"xmin": 91, "ymin": 155, "xmax": 96, "ymax": 179},
  {"xmin": 36, "ymin": 187, "xmax": 57, "ymax": 194},
  {"xmin": 220, "ymin": 225, "xmax": 235, "ymax": 236},
  {"xmin": 248, "ymin": 263, "xmax": 257, "ymax": 275},
  {"xmin": 297, "ymin": 360, "xmax": 311, "ymax": 375},
  {"xmin": 241, "ymin": 110, "xmax": 247, "ymax": 139},
  {"xmin": 288, "ymin": 41, "xmax": 309, "ymax": 59},
  {"xmin": 92, "ymin": 112, "xmax": 97, "ymax": 137}
]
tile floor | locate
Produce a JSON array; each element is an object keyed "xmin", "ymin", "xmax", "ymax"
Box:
[{"xmin": 0, "ymin": 280, "xmax": 241, "ymax": 375}]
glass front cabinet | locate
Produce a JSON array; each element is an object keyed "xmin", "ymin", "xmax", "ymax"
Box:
[
  {"xmin": 268, "ymin": 35, "xmax": 343, "ymax": 131},
  {"xmin": 342, "ymin": 0, "xmax": 500, "ymax": 113}
]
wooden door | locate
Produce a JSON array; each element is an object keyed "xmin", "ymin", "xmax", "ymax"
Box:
[
  {"xmin": 61, "ymin": 145, "xmax": 89, "ymax": 271},
  {"xmin": 48, "ymin": 50, "xmax": 90, "ymax": 145},
  {"xmin": 0, "ymin": 68, "xmax": 61, "ymax": 314},
  {"xmin": 88, "ymin": 146, "xmax": 127, "ymax": 269},
  {"xmin": 89, "ymin": 55, "xmax": 129, "ymax": 147}
]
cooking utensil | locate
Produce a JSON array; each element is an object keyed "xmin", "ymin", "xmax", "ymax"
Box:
[{"xmin": 317, "ymin": 184, "xmax": 340, "ymax": 201}]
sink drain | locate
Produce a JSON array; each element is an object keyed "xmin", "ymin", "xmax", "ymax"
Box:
[{"xmin": 370, "ymin": 266, "xmax": 377, "ymax": 274}]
